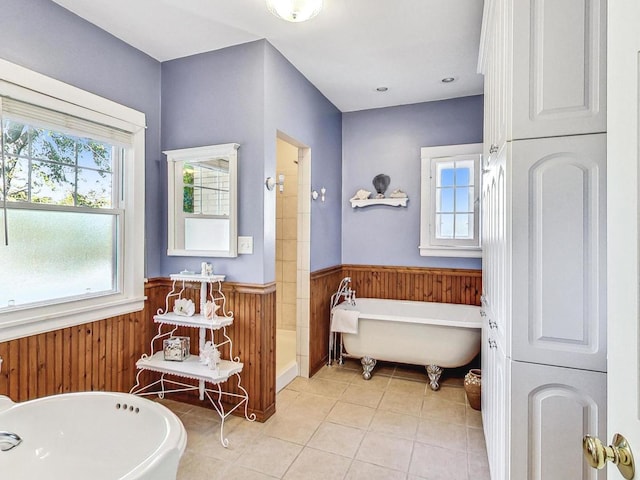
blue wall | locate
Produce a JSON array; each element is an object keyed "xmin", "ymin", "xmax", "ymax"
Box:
[
  {"xmin": 0, "ymin": 0, "xmax": 163, "ymax": 277},
  {"xmin": 264, "ymin": 44, "xmax": 342, "ymax": 275},
  {"xmin": 161, "ymin": 41, "xmax": 343, "ymax": 283},
  {"xmin": 0, "ymin": 0, "xmax": 483, "ymax": 283},
  {"xmin": 342, "ymin": 96, "xmax": 484, "ymax": 269},
  {"xmin": 161, "ymin": 42, "xmax": 268, "ymax": 282}
]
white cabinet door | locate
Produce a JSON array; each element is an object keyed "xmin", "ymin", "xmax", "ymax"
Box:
[
  {"xmin": 482, "ymin": 144, "xmax": 509, "ymax": 352},
  {"xmin": 482, "ymin": 329, "xmax": 510, "ymax": 480},
  {"xmin": 493, "ymin": 0, "xmax": 509, "ymax": 150},
  {"xmin": 492, "ymin": 341, "xmax": 509, "ymax": 480},
  {"xmin": 510, "ymin": 134, "xmax": 606, "ymax": 372},
  {"xmin": 481, "ymin": 317, "xmax": 493, "ymax": 466},
  {"xmin": 480, "ymin": 0, "xmax": 509, "ymax": 160},
  {"xmin": 510, "ymin": 360, "xmax": 606, "ymax": 480},
  {"xmin": 510, "ymin": 0, "xmax": 606, "ymax": 140}
]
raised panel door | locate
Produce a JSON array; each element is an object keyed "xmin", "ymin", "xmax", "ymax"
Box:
[
  {"xmin": 482, "ymin": 146, "xmax": 509, "ymax": 353},
  {"xmin": 493, "ymin": 342, "xmax": 509, "ymax": 480},
  {"xmin": 481, "ymin": 315, "xmax": 493, "ymax": 463},
  {"xmin": 493, "ymin": 0, "xmax": 509, "ymax": 150},
  {"xmin": 483, "ymin": 50, "xmax": 496, "ymax": 163},
  {"xmin": 483, "ymin": 331, "xmax": 509, "ymax": 480},
  {"xmin": 510, "ymin": 134, "xmax": 606, "ymax": 372},
  {"xmin": 510, "ymin": 0, "xmax": 606, "ymax": 139},
  {"xmin": 510, "ymin": 360, "xmax": 606, "ymax": 480}
]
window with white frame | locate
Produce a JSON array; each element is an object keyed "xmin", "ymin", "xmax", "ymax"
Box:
[
  {"xmin": 420, "ymin": 143, "xmax": 482, "ymax": 257},
  {"xmin": 0, "ymin": 59, "xmax": 146, "ymax": 341}
]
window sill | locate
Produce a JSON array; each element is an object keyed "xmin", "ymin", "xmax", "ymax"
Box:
[
  {"xmin": 419, "ymin": 245, "xmax": 483, "ymax": 258},
  {"xmin": 0, "ymin": 295, "xmax": 145, "ymax": 342}
]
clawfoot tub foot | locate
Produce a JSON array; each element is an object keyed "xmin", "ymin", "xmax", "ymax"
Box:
[
  {"xmin": 361, "ymin": 356, "xmax": 377, "ymax": 380},
  {"xmin": 426, "ymin": 365, "xmax": 443, "ymax": 390}
]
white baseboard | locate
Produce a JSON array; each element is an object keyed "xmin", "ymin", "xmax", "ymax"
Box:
[{"xmin": 276, "ymin": 360, "xmax": 299, "ymax": 393}]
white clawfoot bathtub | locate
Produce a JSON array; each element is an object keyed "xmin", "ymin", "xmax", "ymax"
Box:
[
  {"xmin": 333, "ymin": 298, "xmax": 481, "ymax": 389},
  {"xmin": 0, "ymin": 391, "xmax": 187, "ymax": 480}
]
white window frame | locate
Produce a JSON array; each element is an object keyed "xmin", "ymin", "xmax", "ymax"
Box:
[
  {"xmin": 420, "ymin": 143, "xmax": 482, "ymax": 258},
  {"xmin": 0, "ymin": 59, "xmax": 146, "ymax": 342},
  {"xmin": 165, "ymin": 143, "xmax": 239, "ymax": 257}
]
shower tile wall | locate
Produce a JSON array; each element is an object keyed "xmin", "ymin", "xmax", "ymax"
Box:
[{"xmin": 276, "ymin": 139, "xmax": 298, "ymax": 331}]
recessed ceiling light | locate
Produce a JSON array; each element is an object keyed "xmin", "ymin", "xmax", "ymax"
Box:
[
  {"xmin": 376, "ymin": 86, "xmax": 389, "ymax": 92},
  {"xmin": 441, "ymin": 77, "xmax": 455, "ymax": 83}
]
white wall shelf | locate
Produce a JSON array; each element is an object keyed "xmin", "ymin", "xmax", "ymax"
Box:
[{"xmin": 350, "ymin": 197, "xmax": 408, "ymax": 208}]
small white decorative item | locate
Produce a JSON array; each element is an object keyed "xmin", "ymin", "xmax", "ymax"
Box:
[
  {"xmin": 350, "ymin": 189, "xmax": 371, "ymax": 201},
  {"xmin": 204, "ymin": 300, "xmax": 220, "ymax": 320},
  {"xmin": 200, "ymin": 262, "xmax": 213, "ymax": 276},
  {"xmin": 200, "ymin": 341, "xmax": 222, "ymax": 372},
  {"xmin": 173, "ymin": 298, "xmax": 195, "ymax": 316},
  {"xmin": 390, "ymin": 188, "xmax": 408, "ymax": 198},
  {"xmin": 163, "ymin": 336, "xmax": 190, "ymax": 361}
]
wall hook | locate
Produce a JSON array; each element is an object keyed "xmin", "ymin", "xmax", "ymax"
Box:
[{"xmin": 265, "ymin": 175, "xmax": 285, "ymax": 193}]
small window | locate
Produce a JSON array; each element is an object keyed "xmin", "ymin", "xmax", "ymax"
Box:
[{"xmin": 420, "ymin": 144, "xmax": 482, "ymax": 257}]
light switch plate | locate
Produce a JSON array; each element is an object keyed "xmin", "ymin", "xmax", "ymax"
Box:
[{"xmin": 238, "ymin": 236, "xmax": 253, "ymax": 254}]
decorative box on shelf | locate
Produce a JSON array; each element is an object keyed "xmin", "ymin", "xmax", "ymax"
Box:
[{"xmin": 163, "ymin": 336, "xmax": 190, "ymax": 361}]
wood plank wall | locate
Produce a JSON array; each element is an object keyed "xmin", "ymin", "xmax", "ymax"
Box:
[
  {"xmin": 0, "ymin": 279, "xmax": 276, "ymax": 422},
  {"xmin": 343, "ymin": 265, "xmax": 483, "ymax": 304},
  {"xmin": 156, "ymin": 279, "xmax": 276, "ymax": 422},
  {"xmin": 309, "ymin": 265, "xmax": 482, "ymax": 375},
  {"xmin": 0, "ymin": 302, "xmax": 154, "ymax": 402},
  {"xmin": 308, "ymin": 266, "xmax": 344, "ymax": 376},
  {"xmin": 0, "ymin": 266, "xmax": 478, "ymax": 421}
]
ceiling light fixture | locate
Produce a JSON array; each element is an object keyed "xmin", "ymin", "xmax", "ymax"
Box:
[
  {"xmin": 441, "ymin": 77, "xmax": 456, "ymax": 83},
  {"xmin": 266, "ymin": 0, "xmax": 323, "ymax": 23},
  {"xmin": 376, "ymin": 86, "xmax": 389, "ymax": 92}
]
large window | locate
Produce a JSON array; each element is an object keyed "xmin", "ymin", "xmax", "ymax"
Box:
[
  {"xmin": 420, "ymin": 144, "xmax": 482, "ymax": 257},
  {"xmin": 1, "ymin": 118, "xmax": 120, "ymax": 307},
  {"xmin": 0, "ymin": 59, "xmax": 146, "ymax": 341}
]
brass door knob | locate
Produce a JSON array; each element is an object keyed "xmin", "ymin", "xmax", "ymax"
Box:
[{"xmin": 583, "ymin": 433, "xmax": 635, "ymax": 479}]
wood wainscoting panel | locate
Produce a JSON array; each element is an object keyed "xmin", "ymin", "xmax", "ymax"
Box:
[
  {"xmin": 0, "ymin": 278, "xmax": 276, "ymax": 422},
  {"xmin": 342, "ymin": 265, "xmax": 482, "ymax": 304},
  {"xmin": 0, "ymin": 293, "xmax": 157, "ymax": 402},
  {"xmin": 308, "ymin": 265, "xmax": 482, "ymax": 376},
  {"xmin": 0, "ymin": 267, "xmax": 477, "ymax": 419},
  {"xmin": 309, "ymin": 265, "xmax": 344, "ymax": 376},
  {"xmin": 132, "ymin": 279, "xmax": 276, "ymax": 422}
]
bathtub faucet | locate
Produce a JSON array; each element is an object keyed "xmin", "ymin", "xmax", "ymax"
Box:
[
  {"xmin": 0, "ymin": 431, "xmax": 22, "ymax": 451},
  {"xmin": 347, "ymin": 288, "xmax": 356, "ymax": 306},
  {"xmin": 336, "ymin": 277, "xmax": 356, "ymax": 306}
]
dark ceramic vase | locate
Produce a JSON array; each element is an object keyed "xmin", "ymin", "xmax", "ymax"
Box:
[{"xmin": 372, "ymin": 174, "xmax": 390, "ymax": 196}]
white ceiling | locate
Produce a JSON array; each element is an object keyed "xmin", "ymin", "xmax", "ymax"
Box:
[{"xmin": 50, "ymin": 0, "xmax": 485, "ymax": 112}]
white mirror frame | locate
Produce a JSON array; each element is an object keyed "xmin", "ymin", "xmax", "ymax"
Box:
[{"xmin": 165, "ymin": 143, "xmax": 239, "ymax": 257}]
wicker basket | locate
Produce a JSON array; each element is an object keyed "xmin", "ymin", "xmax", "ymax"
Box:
[{"xmin": 464, "ymin": 368, "xmax": 482, "ymax": 411}]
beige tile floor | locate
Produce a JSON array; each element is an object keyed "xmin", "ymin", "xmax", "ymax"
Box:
[{"xmin": 163, "ymin": 359, "xmax": 491, "ymax": 480}]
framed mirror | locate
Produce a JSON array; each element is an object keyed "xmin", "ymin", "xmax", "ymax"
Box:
[{"xmin": 165, "ymin": 143, "xmax": 239, "ymax": 257}]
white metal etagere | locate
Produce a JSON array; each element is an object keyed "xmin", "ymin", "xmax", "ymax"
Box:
[{"xmin": 130, "ymin": 273, "xmax": 255, "ymax": 447}]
